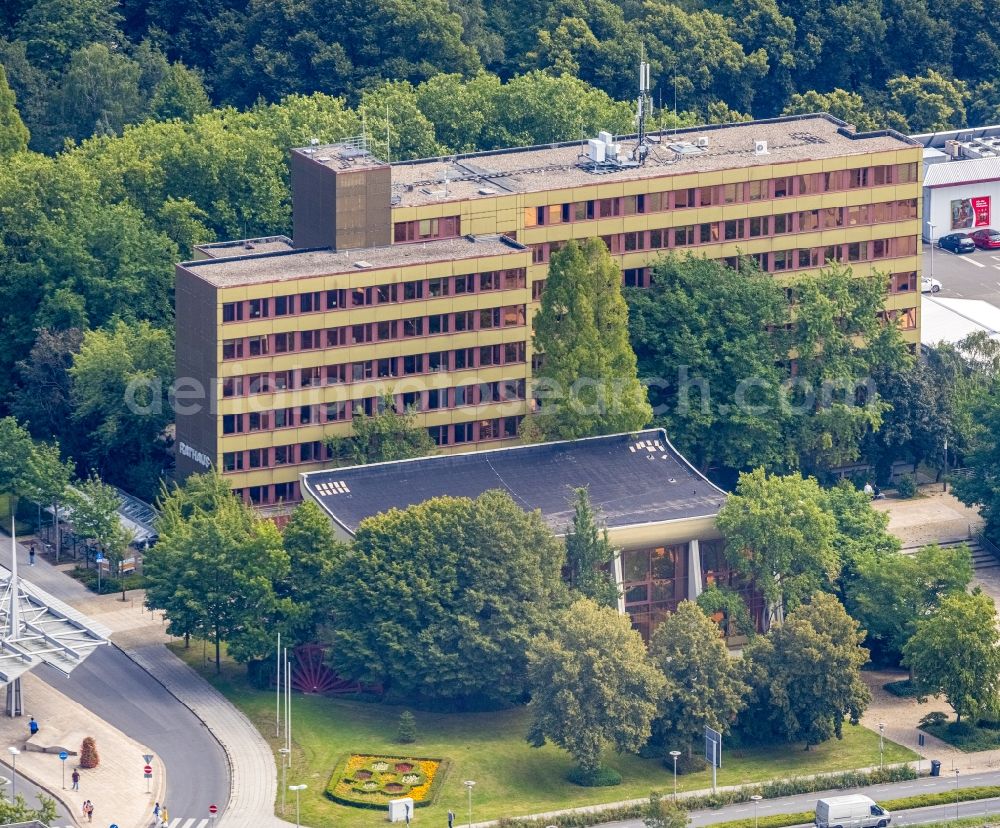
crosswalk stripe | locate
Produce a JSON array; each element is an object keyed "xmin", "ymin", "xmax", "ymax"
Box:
[{"xmin": 168, "ymin": 819, "xmax": 209, "ymax": 828}]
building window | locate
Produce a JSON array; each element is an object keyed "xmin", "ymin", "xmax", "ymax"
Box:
[
  {"xmin": 222, "ymin": 414, "xmax": 243, "ymax": 435},
  {"xmin": 724, "ymin": 219, "xmax": 745, "ymax": 240},
  {"xmin": 454, "ymin": 421, "xmax": 473, "ymax": 443},
  {"xmin": 749, "ymin": 216, "xmax": 765, "ymax": 237},
  {"xmin": 274, "ymin": 482, "xmax": 295, "ymax": 502},
  {"xmin": 222, "ymin": 376, "xmax": 243, "ymax": 398},
  {"xmin": 402, "ymin": 280, "xmax": 423, "ymax": 301},
  {"xmin": 222, "ymin": 339, "xmax": 244, "ymax": 360},
  {"xmin": 504, "ymin": 269, "xmax": 526, "ymax": 289},
  {"xmin": 599, "ymin": 198, "xmax": 620, "ymax": 218},
  {"xmin": 248, "ymin": 448, "xmax": 264, "ymax": 469},
  {"xmin": 377, "ymin": 321, "xmax": 397, "ymax": 341},
  {"xmin": 698, "ymin": 187, "xmax": 717, "ymax": 207},
  {"xmin": 891, "ymin": 271, "xmax": 916, "ymax": 293},
  {"xmin": 429, "ymin": 425, "xmax": 450, "ymax": 446},
  {"xmin": 723, "ymin": 183, "xmax": 742, "ymax": 204},
  {"xmin": 248, "ymin": 335, "xmax": 268, "ymax": 357},
  {"xmin": 674, "ymin": 188, "xmax": 695, "ymax": 209},
  {"xmin": 325, "ymin": 401, "xmax": 347, "ymax": 422},
  {"xmin": 274, "ymin": 295, "xmax": 293, "ymax": 315},
  {"xmin": 428, "ymin": 314, "xmax": 449, "ymax": 335},
  {"xmin": 479, "ymin": 308, "xmax": 500, "ymax": 329},
  {"xmin": 222, "ymin": 302, "xmax": 243, "ymax": 323},
  {"xmin": 896, "ymin": 162, "xmax": 918, "ymax": 184},
  {"xmin": 747, "ymin": 180, "xmax": 766, "ymax": 201},
  {"xmin": 248, "ymin": 411, "xmax": 270, "ymax": 431},
  {"xmin": 274, "ymin": 445, "xmax": 291, "ymax": 465},
  {"xmin": 393, "ymin": 216, "xmax": 461, "ymax": 242},
  {"xmin": 479, "ymin": 271, "xmax": 499, "ymax": 291},
  {"xmin": 222, "ymin": 452, "xmax": 243, "ymax": 472},
  {"xmin": 299, "ymin": 292, "xmax": 320, "ymax": 313},
  {"xmin": 326, "ymin": 290, "xmax": 345, "ymax": 310},
  {"xmin": 479, "ymin": 345, "xmax": 500, "ymax": 366},
  {"xmin": 773, "ymin": 177, "xmax": 791, "ymax": 198},
  {"xmin": 673, "ymin": 225, "xmax": 695, "ymax": 246},
  {"xmin": 502, "ymin": 305, "xmax": 526, "ymax": 327},
  {"xmin": 248, "ymin": 298, "xmax": 268, "ymax": 319}
]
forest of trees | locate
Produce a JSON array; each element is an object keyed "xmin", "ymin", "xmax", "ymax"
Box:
[{"xmin": 0, "ymin": 0, "xmax": 993, "ymax": 497}]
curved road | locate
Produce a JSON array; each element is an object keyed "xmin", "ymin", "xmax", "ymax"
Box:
[
  {"xmin": 37, "ymin": 646, "xmax": 230, "ymax": 817},
  {"xmin": 0, "ymin": 758, "xmax": 74, "ymax": 824},
  {"xmin": 0, "ymin": 534, "xmax": 230, "ymax": 821}
]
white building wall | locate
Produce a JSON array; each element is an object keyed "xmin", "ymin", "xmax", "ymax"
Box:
[{"xmin": 923, "ymin": 180, "xmax": 1000, "ymax": 241}]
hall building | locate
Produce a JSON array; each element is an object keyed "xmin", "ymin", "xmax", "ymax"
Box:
[
  {"xmin": 301, "ymin": 428, "xmax": 758, "ymax": 639},
  {"xmin": 174, "ymin": 114, "xmax": 923, "ymax": 506}
]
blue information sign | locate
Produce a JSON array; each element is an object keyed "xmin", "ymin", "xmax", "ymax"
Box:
[{"xmin": 59, "ymin": 751, "xmax": 68, "ymax": 761}]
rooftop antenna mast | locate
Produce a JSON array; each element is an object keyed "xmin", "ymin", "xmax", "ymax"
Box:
[
  {"xmin": 633, "ymin": 48, "xmax": 653, "ymax": 164},
  {"xmin": 385, "ymin": 102, "xmax": 391, "ymax": 163}
]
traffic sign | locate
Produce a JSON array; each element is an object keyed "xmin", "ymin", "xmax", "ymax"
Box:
[
  {"xmin": 58, "ymin": 751, "xmax": 68, "ymax": 761},
  {"xmin": 143, "ymin": 764, "xmax": 152, "ymax": 775},
  {"xmin": 209, "ymin": 804, "xmax": 218, "ymax": 815},
  {"xmin": 143, "ymin": 753, "xmax": 154, "ymax": 764},
  {"xmin": 95, "ymin": 553, "xmax": 104, "ymax": 562}
]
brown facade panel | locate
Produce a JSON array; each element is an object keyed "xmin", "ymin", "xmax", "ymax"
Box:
[
  {"xmin": 174, "ymin": 264, "xmax": 219, "ymax": 480},
  {"xmin": 291, "ymin": 152, "xmax": 337, "ymax": 249}
]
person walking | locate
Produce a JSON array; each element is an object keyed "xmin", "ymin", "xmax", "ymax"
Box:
[
  {"xmin": 28, "ymin": 543, "xmax": 35, "ymax": 566},
  {"xmin": 83, "ymin": 799, "xmax": 94, "ymax": 822},
  {"xmin": 71, "ymin": 768, "xmax": 80, "ymax": 790},
  {"xmin": 152, "ymin": 801, "xmax": 160, "ymax": 824},
  {"xmin": 160, "ymin": 804, "xmax": 168, "ymax": 826},
  {"xmin": 28, "ymin": 716, "xmax": 38, "ymax": 737}
]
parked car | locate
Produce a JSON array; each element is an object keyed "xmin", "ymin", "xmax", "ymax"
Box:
[
  {"xmin": 815, "ymin": 795, "xmax": 891, "ymax": 828},
  {"xmin": 922, "ymin": 276, "xmax": 942, "ymax": 293},
  {"xmin": 970, "ymin": 228, "xmax": 1000, "ymax": 249},
  {"xmin": 936, "ymin": 232, "xmax": 976, "ymax": 253}
]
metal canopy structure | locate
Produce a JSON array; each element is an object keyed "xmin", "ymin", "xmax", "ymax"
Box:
[{"xmin": 0, "ymin": 522, "xmax": 109, "ymax": 715}]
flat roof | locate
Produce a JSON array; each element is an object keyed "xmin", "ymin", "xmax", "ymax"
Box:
[
  {"xmin": 922, "ymin": 295, "xmax": 1000, "ymax": 348},
  {"xmin": 195, "ymin": 236, "xmax": 294, "ymax": 258},
  {"xmin": 180, "ymin": 234, "xmax": 527, "ymax": 288},
  {"xmin": 301, "ymin": 428, "xmax": 727, "ymax": 537},
  {"xmin": 923, "ymin": 156, "xmax": 1000, "ymax": 188},
  {"xmin": 390, "ymin": 115, "xmax": 915, "ymax": 208}
]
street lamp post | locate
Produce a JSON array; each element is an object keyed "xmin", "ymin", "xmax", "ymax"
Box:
[
  {"xmin": 7, "ymin": 747, "xmax": 18, "ymax": 800},
  {"xmin": 878, "ymin": 723, "xmax": 885, "ymax": 771},
  {"xmin": 928, "ymin": 222, "xmax": 936, "ymax": 282},
  {"xmin": 289, "ymin": 783, "xmax": 306, "ymax": 828},
  {"xmin": 278, "ymin": 747, "xmax": 290, "ymax": 814},
  {"xmin": 954, "ymin": 768, "xmax": 960, "ymax": 820},
  {"xmin": 669, "ymin": 750, "xmax": 681, "ymax": 800},
  {"xmin": 464, "ymin": 779, "xmax": 476, "ymax": 828},
  {"xmin": 751, "ymin": 794, "xmax": 763, "ymax": 828}
]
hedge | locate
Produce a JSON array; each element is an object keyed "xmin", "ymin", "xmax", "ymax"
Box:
[{"xmin": 496, "ymin": 766, "xmax": 918, "ymax": 828}]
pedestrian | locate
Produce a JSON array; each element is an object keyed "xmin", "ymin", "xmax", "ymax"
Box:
[
  {"xmin": 71, "ymin": 768, "xmax": 80, "ymax": 790},
  {"xmin": 83, "ymin": 799, "xmax": 94, "ymax": 822},
  {"xmin": 448, "ymin": 809, "xmax": 455, "ymax": 828},
  {"xmin": 161, "ymin": 805, "xmax": 168, "ymax": 826},
  {"xmin": 863, "ymin": 480, "xmax": 874, "ymax": 499},
  {"xmin": 28, "ymin": 543, "xmax": 35, "ymax": 566},
  {"xmin": 28, "ymin": 716, "xmax": 38, "ymax": 736},
  {"xmin": 153, "ymin": 801, "xmax": 160, "ymax": 823}
]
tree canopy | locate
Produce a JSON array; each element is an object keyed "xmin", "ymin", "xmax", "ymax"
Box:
[{"xmin": 327, "ymin": 490, "xmax": 567, "ymax": 708}]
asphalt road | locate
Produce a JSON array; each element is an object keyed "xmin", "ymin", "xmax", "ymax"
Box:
[
  {"xmin": 0, "ymin": 757, "xmax": 74, "ymax": 825},
  {"xmin": 599, "ymin": 769, "xmax": 1000, "ymax": 828},
  {"xmin": 0, "ymin": 537, "xmax": 230, "ymax": 823},
  {"xmin": 923, "ymin": 242, "xmax": 1000, "ymax": 305}
]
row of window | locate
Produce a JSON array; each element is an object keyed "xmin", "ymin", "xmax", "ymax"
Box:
[
  {"xmin": 533, "ymin": 232, "xmax": 919, "ymax": 265},
  {"xmin": 221, "ymin": 342, "xmax": 527, "ymax": 397},
  {"xmin": 522, "ymin": 163, "xmax": 920, "ymax": 227},
  {"xmin": 222, "ymin": 305, "xmax": 527, "ymax": 360},
  {"xmin": 222, "ymin": 415, "xmax": 525, "ymax": 481},
  {"xmin": 221, "ymin": 379, "xmax": 528, "ymax": 435},
  {"xmin": 393, "ymin": 215, "xmax": 461, "ymax": 243},
  {"xmin": 221, "ymin": 269, "xmax": 528, "ymax": 323}
]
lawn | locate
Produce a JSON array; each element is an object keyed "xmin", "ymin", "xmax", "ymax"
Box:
[{"xmin": 169, "ymin": 642, "xmax": 917, "ymax": 828}]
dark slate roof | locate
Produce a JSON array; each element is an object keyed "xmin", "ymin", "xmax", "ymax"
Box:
[{"xmin": 301, "ymin": 429, "xmax": 726, "ymax": 536}]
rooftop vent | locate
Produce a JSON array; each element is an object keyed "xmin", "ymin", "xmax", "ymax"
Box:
[
  {"xmin": 478, "ymin": 187, "xmax": 498, "ymax": 195},
  {"xmin": 353, "ymin": 261, "xmax": 372, "ymax": 269},
  {"xmin": 695, "ymin": 136, "xmax": 709, "ymax": 147},
  {"xmin": 598, "ymin": 130, "xmax": 614, "ymax": 146},
  {"xmin": 754, "ymin": 140, "xmax": 769, "ymax": 156},
  {"xmin": 668, "ymin": 142, "xmax": 703, "ymax": 156},
  {"xmin": 316, "ymin": 155, "xmax": 331, "ymax": 162},
  {"xmin": 309, "ymin": 137, "xmax": 320, "ymax": 146}
]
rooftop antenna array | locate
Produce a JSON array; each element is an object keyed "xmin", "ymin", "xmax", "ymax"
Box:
[{"xmin": 632, "ymin": 50, "xmax": 654, "ymax": 164}]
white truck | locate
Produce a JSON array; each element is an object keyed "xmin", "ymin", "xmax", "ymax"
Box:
[{"xmin": 815, "ymin": 795, "xmax": 891, "ymax": 828}]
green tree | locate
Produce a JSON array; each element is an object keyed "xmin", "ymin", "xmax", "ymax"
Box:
[
  {"xmin": 69, "ymin": 320, "xmax": 174, "ymax": 499},
  {"xmin": 279, "ymin": 500, "xmax": 348, "ymax": 646},
  {"xmin": 0, "ymin": 417, "xmax": 35, "ymax": 499},
  {"xmin": 742, "ymin": 593, "xmax": 870, "ymax": 747},
  {"xmin": 53, "ymin": 44, "xmax": 145, "ymax": 142},
  {"xmin": 717, "ymin": 468, "xmax": 840, "ymax": 622},
  {"xmin": 69, "ymin": 472, "xmax": 121, "ymax": 567},
  {"xmin": 953, "ymin": 378, "xmax": 1000, "ymax": 543},
  {"xmin": 526, "ymin": 598, "xmax": 665, "ymax": 781},
  {"xmin": 644, "ymin": 792, "xmax": 690, "ymax": 828},
  {"xmin": 782, "ymin": 88, "xmax": 880, "ymax": 131},
  {"xmin": 527, "ymin": 239, "xmax": 651, "ymax": 441},
  {"xmin": 903, "ymin": 589, "xmax": 1000, "ymax": 723},
  {"xmin": 326, "ymin": 396, "xmax": 435, "ymax": 466},
  {"xmin": 22, "ymin": 440, "xmax": 75, "ymax": 562},
  {"xmin": 885, "ymin": 69, "xmax": 968, "ymax": 132},
  {"xmin": 822, "ymin": 480, "xmax": 900, "ymax": 595},
  {"xmin": 788, "ymin": 265, "xmax": 907, "ymax": 475},
  {"xmin": 12, "ymin": 0, "xmax": 123, "ymax": 72},
  {"xmin": 847, "ymin": 543, "xmax": 973, "ymax": 667},
  {"xmin": 628, "ymin": 254, "xmax": 789, "ymax": 472},
  {"xmin": 149, "ymin": 62, "xmax": 211, "ymax": 121},
  {"xmin": 0, "ymin": 792, "xmax": 58, "ymax": 825},
  {"xmin": 0, "ymin": 64, "xmax": 29, "ymax": 155},
  {"xmin": 12, "ymin": 328, "xmax": 84, "ymax": 446},
  {"xmin": 647, "ymin": 601, "xmax": 746, "ymax": 759},
  {"xmin": 563, "ymin": 488, "xmax": 619, "ymax": 607},
  {"xmin": 146, "ymin": 490, "xmax": 289, "ymax": 670},
  {"xmin": 328, "ymin": 490, "xmax": 567, "ymax": 708}
]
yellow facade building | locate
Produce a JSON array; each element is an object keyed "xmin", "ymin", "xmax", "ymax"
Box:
[{"xmin": 174, "ymin": 114, "xmax": 923, "ymax": 506}]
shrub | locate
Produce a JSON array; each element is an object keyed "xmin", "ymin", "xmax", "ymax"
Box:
[
  {"xmin": 674, "ymin": 753, "xmax": 707, "ymax": 775},
  {"xmin": 883, "ymin": 679, "xmax": 919, "ymax": 697},
  {"xmin": 397, "ymin": 710, "xmax": 417, "ymax": 744},
  {"xmin": 566, "ymin": 766, "xmax": 622, "ymax": 787},
  {"xmin": 79, "ymin": 736, "xmax": 99, "ymax": 769},
  {"xmin": 895, "ymin": 475, "xmax": 917, "ymax": 499},
  {"xmin": 919, "ymin": 711, "xmax": 949, "ymax": 728}
]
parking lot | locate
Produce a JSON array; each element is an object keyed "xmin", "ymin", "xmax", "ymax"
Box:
[{"xmin": 923, "ymin": 241, "xmax": 1000, "ymax": 304}]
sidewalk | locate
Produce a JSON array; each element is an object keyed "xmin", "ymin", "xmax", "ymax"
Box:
[
  {"xmin": 8, "ymin": 534, "xmax": 294, "ymax": 828},
  {"xmin": 0, "ymin": 671, "xmax": 165, "ymax": 828}
]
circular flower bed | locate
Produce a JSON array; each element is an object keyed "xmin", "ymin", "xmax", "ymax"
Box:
[{"xmin": 328, "ymin": 754, "xmax": 447, "ymax": 809}]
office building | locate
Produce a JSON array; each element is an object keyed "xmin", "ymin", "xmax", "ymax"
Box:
[{"xmin": 175, "ymin": 114, "xmax": 922, "ymax": 506}]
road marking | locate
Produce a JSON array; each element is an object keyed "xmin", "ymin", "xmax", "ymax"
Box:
[
  {"xmin": 900, "ymin": 784, "xmax": 914, "ymax": 788},
  {"xmin": 967, "ymin": 257, "xmax": 987, "ymax": 267},
  {"xmin": 991, "ymin": 255, "xmax": 1000, "ymax": 261},
  {"xmin": 167, "ymin": 820, "xmax": 209, "ymax": 828}
]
